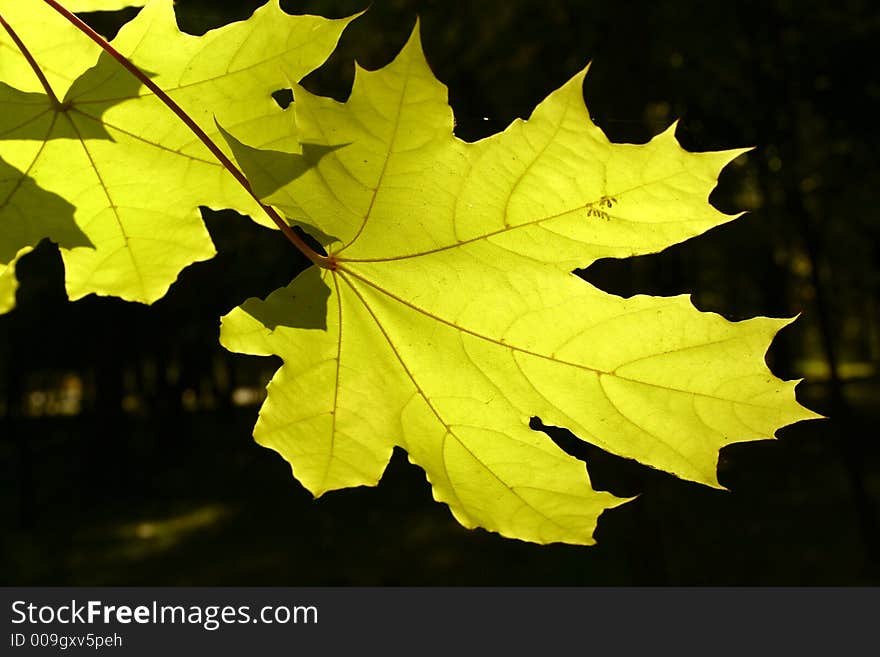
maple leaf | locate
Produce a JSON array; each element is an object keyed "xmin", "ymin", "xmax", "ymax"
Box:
[
  {"xmin": 0, "ymin": 0, "xmax": 354, "ymax": 311},
  {"xmin": 220, "ymin": 26, "xmax": 820, "ymax": 546}
]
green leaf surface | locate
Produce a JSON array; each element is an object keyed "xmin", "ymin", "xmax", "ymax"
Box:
[
  {"xmin": 0, "ymin": 0, "xmax": 354, "ymax": 310},
  {"xmin": 221, "ymin": 26, "xmax": 820, "ymax": 545}
]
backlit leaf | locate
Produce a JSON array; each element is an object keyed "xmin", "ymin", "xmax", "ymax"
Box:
[
  {"xmin": 0, "ymin": 0, "xmax": 353, "ymax": 309},
  {"xmin": 220, "ymin": 26, "xmax": 820, "ymax": 545}
]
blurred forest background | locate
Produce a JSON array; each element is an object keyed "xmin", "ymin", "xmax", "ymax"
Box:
[{"xmin": 1, "ymin": 0, "xmax": 878, "ymax": 584}]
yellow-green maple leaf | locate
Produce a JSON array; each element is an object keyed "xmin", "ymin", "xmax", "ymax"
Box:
[
  {"xmin": 65, "ymin": 1, "xmax": 147, "ymax": 10},
  {"xmin": 220, "ymin": 26, "xmax": 820, "ymax": 544},
  {"xmin": 0, "ymin": 0, "xmax": 353, "ymax": 311}
]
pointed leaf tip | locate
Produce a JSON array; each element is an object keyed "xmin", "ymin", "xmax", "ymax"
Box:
[{"xmin": 398, "ymin": 17, "xmax": 428, "ymax": 64}]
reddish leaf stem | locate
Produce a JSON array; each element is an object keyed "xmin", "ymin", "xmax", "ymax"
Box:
[
  {"xmin": 38, "ymin": 0, "xmax": 332, "ymax": 269},
  {"xmin": 0, "ymin": 13, "xmax": 61, "ymax": 107}
]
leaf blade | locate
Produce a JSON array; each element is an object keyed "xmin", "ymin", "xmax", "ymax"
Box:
[
  {"xmin": 222, "ymin": 23, "xmax": 820, "ymax": 544},
  {"xmin": 0, "ymin": 0, "xmax": 355, "ymax": 305}
]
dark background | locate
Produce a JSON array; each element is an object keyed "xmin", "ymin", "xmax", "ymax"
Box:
[{"xmin": 1, "ymin": 0, "xmax": 877, "ymax": 584}]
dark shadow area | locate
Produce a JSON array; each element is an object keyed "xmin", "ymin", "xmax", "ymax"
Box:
[
  {"xmin": 240, "ymin": 266, "xmax": 331, "ymax": 331},
  {"xmin": 271, "ymin": 89, "xmax": 294, "ymax": 110},
  {"xmin": 217, "ymin": 122, "xmax": 343, "ymax": 245},
  {"xmin": 0, "ymin": 158, "xmax": 91, "ymax": 262}
]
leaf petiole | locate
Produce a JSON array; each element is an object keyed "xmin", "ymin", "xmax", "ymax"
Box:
[{"xmin": 39, "ymin": 0, "xmax": 333, "ymax": 269}]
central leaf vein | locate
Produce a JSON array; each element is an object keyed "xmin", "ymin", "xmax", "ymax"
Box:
[
  {"xmin": 335, "ymin": 55, "xmax": 414, "ymax": 256},
  {"xmin": 336, "ymin": 269, "xmax": 568, "ymax": 531},
  {"xmin": 338, "ymin": 170, "xmax": 691, "ymax": 264},
  {"xmin": 340, "ymin": 265, "xmax": 781, "ymax": 410}
]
